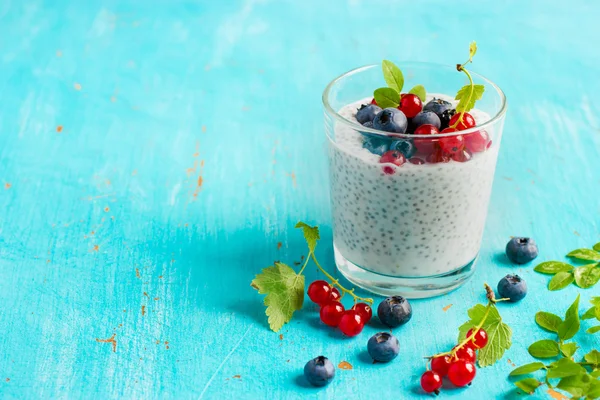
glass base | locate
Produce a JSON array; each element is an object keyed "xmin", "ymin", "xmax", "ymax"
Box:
[{"xmin": 334, "ymin": 245, "xmax": 477, "ymax": 299}]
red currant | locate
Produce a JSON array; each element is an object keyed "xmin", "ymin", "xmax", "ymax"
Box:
[
  {"xmin": 453, "ymin": 344, "xmax": 476, "ymax": 363},
  {"xmin": 398, "ymin": 93, "xmax": 422, "ymax": 118},
  {"xmin": 467, "ymin": 328, "xmax": 489, "ymax": 349},
  {"xmin": 431, "ymin": 355, "xmax": 452, "ymax": 376},
  {"xmin": 449, "ymin": 112, "xmax": 476, "ymax": 131},
  {"xmin": 371, "ymin": 98, "xmax": 378, "ymax": 105},
  {"xmin": 447, "ymin": 360, "xmax": 476, "ymax": 387},
  {"xmin": 408, "ymin": 157, "xmax": 425, "ymax": 165},
  {"xmin": 379, "ymin": 150, "xmax": 406, "ymax": 175},
  {"xmin": 307, "ymin": 280, "xmax": 331, "ymax": 305},
  {"xmin": 451, "ymin": 149, "xmax": 472, "ymax": 163},
  {"xmin": 439, "ymin": 135, "xmax": 465, "ymax": 155},
  {"xmin": 338, "ymin": 310, "xmax": 364, "ymax": 337},
  {"xmin": 352, "ymin": 303, "xmax": 372, "ymax": 324},
  {"xmin": 426, "ymin": 148, "xmax": 450, "ymax": 164},
  {"xmin": 320, "ymin": 301, "xmax": 345, "ymax": 327},
  {"xmin": 464, "ymin": 130, "xmax": 490, "ymax": 153},
  {"xmin": 329, "ymin": 287, "xmax": 341, "ymax": 302},
  {"xmin": 413, "ymin": 124, "xmax": 439, "ymax": 155},
  {"xmin": 420, "ymin": 370, "xmax": 442, "ymax": 394}
]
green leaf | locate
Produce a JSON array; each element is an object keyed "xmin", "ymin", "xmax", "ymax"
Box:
[
  {"xmin": 587, "ymin": 325, "xmax": 600, "ymax": 334},
  {"xmin": 574, "ymin": 264, "xmax": 600, "ymax": 288},
  {"xmin": 556, "ymin": 373, "xmax": 592, "ymax": 398},
  {"xmin": 558, "ymin": 294, "xmax": 580, "ymax": 340},
  {"xmin": 469, "ymin": 41, "xmax": 478, "ymax": 58},
  {"xmin": 509, "ymin": 362, "xmax": 546, "ymax": 376},
  {"xmin": 251, "ymin": 262, "xmax": 305, "ymax": 332},
  {"xmin": 535, "ymin": 311, "xmax": 563, "ymax": 332},
  {"xmin": 560, "ymin": 342, "xmax": 579, "ymax": 358},
  {"xmin": 585, "ymin": 350, "xmax": 600, "ymax": 365},
  {"xmin": 528, "ymin": 340, "xmax": 560, "ymax": 358},
  {"xmin": 582, "ymin": 306, "xmax": 598, "ymax": 320},
  {"xmin": 534, "ymin": 261, "xmax": 574, "ymax": 274},
  {"xmin": 295, "ymin": 222, "xmax": 320, "ymax": 254},
  {"xmin": 373, "ymin": 87, "xmax": 400, "ymax": 109},
  {"xmin": 588, "ymin": 379, "xmax": 600, "ymax": 398},
  {"xmin": 591, "ymin": 297, "xmax": 600, "ymax": 306},
  {"xmin": 381, "ymin": 60, "xmax": 404, "ymax": 92},
  {"xmin": 455, "ymin": 84, "xmax": 485, "ymax": 113},
  {"xmin": 592, "ymin": 370, "xmax": 600, "ymax": 378},
  {"xmin": 514, "ymin": 378, "xmax": 542, "ymax": 395},
  {"xmin": 546, "ymin": 358, "xmax": 586, "ymax": 379},
  {"xmin": 408, "ymin": 85, "xmax": 426, "ymax": 102},
  {"xmin": 548, "ymin": 271, "xmax": 575, "ymax": 291},
  {"xmin": 593, "ymin": 242, "xmax": 600, "ymax": 252},
  {"xmin": 567, "ymin": 248, "xmax": 600, "ymax": 261},
  {"xmin": 457, "ymin": 304, "xmax": 511, "ymax": 367}
]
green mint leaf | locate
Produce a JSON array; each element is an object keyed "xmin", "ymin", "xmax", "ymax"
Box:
[
  {"xmin": 591, "ymin": 296, "xmax": 600, "ymax": 306},
  {"xmin": 251, "ymin": 262, "xmax": 305, "ymax": 332},
  {"xmin": 373, "ymin": 87, "xmax": 400, "ymax": 109},
  {"xmin": 408, "ymin": 85, "xmax": 426, "ymax": 102},
  {"xmin": 295, "ymin": 222, "xmax": 320, "ymax": 254},
  {"xmin": 556, "ymin": 373, "xmax": 592, "ymax": 398},
  {"xmin": 469, "ymin": 41, "xmax": 478, "ymax": 58},
  {"xmin": 509, "ymin": 362, "xmax": 546, "ymax": 376},
  {"xmin": 574, "ymin": 264, "xmax": 600, "ymax": 288},
  {"xmin": 593, "ymin": 242, "xmax": 600, "ymax": 252},
  {"xmin": 559, "ymin": 342, "xmax": 579, "ymax": 358},
  {"xmin": 528, "ymin": 339, "xmax": 560, "ymax": 358},
  {"xmin": 588, "ymin": 379, "xmax": 600, "ymax": 398},
  {"xmin": 582, "ymin": 306, "xmax": 598, "ymax": 320},
  {"xmin": 455, "ymin": 84, "xmax": 485, "ymax": 113},
  {"xmin": 567, "ymin": 248, "xmax": 600, "ymax": 261},
  {"xmin": 381, "ymin": 60, "xmax": 404, "ymax": 92},
  {"xmin": 534, "ymin": 261, "xmax": 574, "ymax": 275},
  {"xmin": 558, "ymin": 294, "xmax": 580, "ymax": 340},
  {"xmin": 587, "ymin": 325, "xmax": 600, "ymax": 334},
  {"xmin": 585, "ymin": 349, "xmax": 600, "ymax": 365},
  {"xmin": 548, "ymin": 271, "xmax": 575, "ymax": 291},
  {"xmin": 457, "ymin": 304, "xmax": 511, "ymax": 367},
  {"xmin": 546, "ymin": 358, "xmax": 586, "ymax": 379},
  {"xmin": 514, "ymin": 378, "xmax": 542, "ymax": 395},
  {"xmin": 535, "ymin": 311, "xmax": 563, "ymax": 332},
  {"xmin": 592, "ymin": 370, "xmax": 600, "ymax": 378}
]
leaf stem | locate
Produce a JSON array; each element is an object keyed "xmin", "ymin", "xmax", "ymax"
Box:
[{"xmin": 450, "ymin": 67, "xmax": 474, "ymax": 129}]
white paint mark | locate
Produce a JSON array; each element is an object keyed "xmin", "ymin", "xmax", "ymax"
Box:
[
  {"xmin": 197, "ymin": 326, "xmax": 251, "ymax": 399},
  {"xmin": 169, "ymin": 183, "xmax": 182, "ymax": 206},
  {"xmin": 581, "ymin": 95, "xmax": 599, "ymax": 130}
]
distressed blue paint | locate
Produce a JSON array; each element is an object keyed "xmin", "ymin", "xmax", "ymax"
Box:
[{"xmin": 0, "ymin": 0, "xmax": 599, "ymax": 399}]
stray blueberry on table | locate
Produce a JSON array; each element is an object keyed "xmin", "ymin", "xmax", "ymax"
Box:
[
  {"xmin": 367, "ymin": 332, "xmax": 400, "ymax": 362},
  {"xmin": 505, "ymin": 237, "xmax": 538, "ymax": 264},
  {"xmin": 377, "ymin": 296, "xmax": 412, "ymax": 328},
  {"xmin": 303, "ymin": 356, "xmax": 335, "ymax": 387},
  {"xmin": 356, "ymin": 104, "xmax": 382, "ymax": 125},
  {"xmin": 497, "ymin": 274, "xmax": 527, "ymax": 302},
  {"xmin": 373, "ymin": 108, "xmax": 408, "ymax": 133}
]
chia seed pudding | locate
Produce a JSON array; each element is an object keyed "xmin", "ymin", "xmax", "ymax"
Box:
[{"xmin": 329, "ymin": 94, "xmax": 499, "ymax": 278}]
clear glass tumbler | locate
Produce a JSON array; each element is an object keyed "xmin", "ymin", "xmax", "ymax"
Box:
[{"xmin": 323, "ymin": 62, "xmax": 507, "ymax": 298}]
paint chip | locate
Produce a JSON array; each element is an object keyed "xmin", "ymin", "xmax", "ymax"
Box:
[
  {"xmin": 338, "ymin": 361, "xmax": 353, "ymax": 370},
  {"xmin": 202, "ymin": 125, "xmax": 206, "ymax": 133},
  {"xmin": 279, "ymin": 334, "xmax": 283, "ymax": 340},
  {"xmin": 574, "ymin": 230, "xmax": 580, "ymax": 237},
  {"xmin": 277, "ymin": 242, "xmax": 282, "ymax": 250},
  {"xmin": 92, "ymin": 245, "xmax": 99, "ymax": 252},
  {"xmin": 547, "ymin": 389, "xmax": 568, "ymax": 400},
  {"xmin": 4, "ymin": 183, "xmax": 11, "ymax": 189},
  {"xmin": 141, "ymin": 305, "xmax": 146, "ymax": 316},
  {"xmin": 56, "ymin": 50, "xmax": 62, "ymax": 57},
  {"xmin": 104, "ymin": 207, "xmax": 110, "ymax": 212},
  {"xmin": 56, "ymin": 125, "xmax": 63, "ymax": 132},
  {"xmin": 232, "ymin": 375, "xmax": 241, "ymax": 379},
  {"xmin": 96, "ymin": 333, "xmax": 117, "ymax": 352},
  {"xmin": 442, "ymin": 304, "xmax": 453, "ymax": 312},
  {"xmin": 74, "ymin": 83, "xmax": 82, "ymax": 90}
]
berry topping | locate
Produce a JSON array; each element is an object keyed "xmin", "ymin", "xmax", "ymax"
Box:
[
  {"xmin": 449, "ymin": 112, "xmax": 476, "ymax": 130},
  {"xmin": 320, "ymin": 301, "xmax": 345, "ymax": 327},
  {"xmin": 453, "ymin": 344, "xmax": 477, "ymax": 363},
  {"xmin": 307, "ymin": 280, "xmax": 332, "ymax": 305},
  {"xmin": 338, "ymin": 310, "xmax": 364, "ymax": 337},
  {"xmin": 423, "ymin": 98, "xmax": 452, "ymax": 118},
  {"xmin": 352, "ymin": 303, "xmax": 372, "ymax": 323},
  {"xmin": 497, "ymin": 274, "xmax": 528, "ymax": 302},
  {"xmin": 408, "ymin": 157, "xmax": 425, "ymax": 165},
  {"xmin": 413, "ymin": 124, "xmax": 439, "ymax": 155},
  {"xmin": 439, "ymin": 135, "xmax": 465, "ymax": 155},
  {"xmin": 304, "ymin": 356, "xmax": 335, "ymax": 387},
  {"xmin": 398, "ymin": 93, "xmax": 423, "ymax": 119},
  {"xmin": 356, "ymin": 104, "xmax": 382, "ymax": 125},
  {"xmin": 440, "ymin": 108, "xmax": 456, "ymax": 130},
  {"xmin": 412, "ymin": 111, "xmax": 441, "ymax": 130},
  {"xmin": 467, "ymin": 328, "xmax": 489, "ymax": 349},
  {"xmin": 362, "ymin": 137, "xmax": 390, "ymax": 156},
  {"xmin": 377, "ymin": 296, "xmax": 412, "ymax": 328},
  {"xmin": 329, "ymin": 287, "xmax": 341, "ymax": 302},
  {"xmin": 426, "ymin": 148, "xmax": 451, "ymax": 164},
  {"xmin": 451, "ymin": 149, "xmax": 473, "ymax": 163},
  {"xmin": 464, "ymin": 130, "xmax": 490, "ymax": 153},
  {"xmin": 389, "ymin": 139, "xmax": 416, "ymax": 159},
  {"xmin": 373, "ymin": 108, "xmax": 408, "ymax": 133},
  {"xmin": 379, "ymin": 150, "xmax": 406, "ymax": 174},
  {"xmin": 431, "ymin": 355, "xmax": 452, "ymax": 376},
  {"xmin": 447, "ymin": 360, "xmax": 476, "ymax": 387},
  {"xmin": 370, "ymin": 98, "xmax": 378, "ymax": 105},
  {"xmin": 420, "ymin": 371, "xmax": 443, "ymax": 394},
  {"xmin": 505, "ymin": 237, "xmax": 538, "ymax": 264},
  {"xmin": 367, "ymin": 332, "xmax": 400, "ymax": 363}
]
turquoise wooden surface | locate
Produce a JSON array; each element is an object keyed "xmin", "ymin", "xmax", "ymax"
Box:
[{"xmin": 1, "ymin": 0, "xmax": 599, "ymax": 398}]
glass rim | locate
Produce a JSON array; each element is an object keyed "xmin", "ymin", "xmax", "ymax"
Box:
[{"xmin": 322, "ymin": 62, "xmax": 507, "ymax": 139}]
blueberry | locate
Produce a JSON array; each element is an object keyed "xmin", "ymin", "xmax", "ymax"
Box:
[
  {"xmin": 423, "ymin": 98, "xmax": 452, "ymax": 118},
  {"xmin": 303, "ymin": 356, "xmax": 335, "ymax": 387},
  {"xmin": 362, "ymin": 121, "xmax": 373, "ymax": 128},
  {"xmin": 411, "ymin": 111, "xmax": 441, "ymax": 130},
  {"xmin": 440, "ymin": 109, "xmax": 456, "ymax": 130},
  {"xmin": 373, "ymin": 108, "xmax": 408, "ymax": 133},
  {"xmin": 367, "ymin": 332, "xmax": 400, "ymax": 363},
  {"xmin": 356, "ymin": 104, "xmax": 382, "ymax": 125},
  {"xmin": 389, "ymin": 139, "xmax": 416, "ymax": 158},
  {"xmin": 497, "ymin": 274, "xmax": 527, "ymax": 302},
  {"xmin": 363, "ymin": 137, "xmax": 390, "ymax": 156},
  {"xmin": 377, "ymin": 296, "xmax": 412, "ymax": 328},
  {"xmin": 505, "ymin": 237, "xmax": 538, "ymax": 264}
]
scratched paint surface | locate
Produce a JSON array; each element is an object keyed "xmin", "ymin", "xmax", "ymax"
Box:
[{"xmin": 0, "ymin": 0, "xmax": 599, "ymax": 399}]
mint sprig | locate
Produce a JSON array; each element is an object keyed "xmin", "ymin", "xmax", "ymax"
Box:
[
  {"xmin": 582, "ymin": 297, "xmax": 600, "ymax": 334},
  {"xmin": 534, "ymin": 242, "xmax": 600, "ymax": 291},
  {"xmin": 373, "ymin": 60, "xmax": 427, "ymax": 108},
  {"xmin": 451, "ymin": 41, "xmax": 485, "ymax": 128}
]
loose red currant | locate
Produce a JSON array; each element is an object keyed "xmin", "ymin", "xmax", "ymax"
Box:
[
  {"xmin": 329, "ymin": 287, "xmax": 341, "ymax": 302},
  {"xmin": 352, "ymin": 303, "xmax": 372, "ymax": 324},
  {"xmin": 449, "ymin": 112, "xmax": 476, "ymax": 131},
  {"xmin": 467, "ymin": 328, "xmax": 489, "ymax": 349},
  {"xmin": 464, "ymin": 130, "xmax": 490, "ymax": 153},
  {"xmin": 307, "ymin": 280, "xmax": 331, "ymax": 305},
  {"xmin": 398, "ymin": 93, "xmax": 422, "ymax": 118},
  {"xmin": 413, "ymin": 124, "xmax": 439, "ymax": 155},
  {"xmin": 420, "ymin": 370, "xmax": 442, "ymax": 394},
  {"xmin": 431, "ymin": 355, "xmax": 452, "ymax": 376},
  {"xmin": 447, "ymin": 360, "xmax": 476, "ymax": 387},
  {"xmin": 379, "ymin": 150, "xmax": 406, "ymax": 175},
  {"xmin": 320, "ymin": 301, "xmax": 345, "ymax": 327},
  {"xmin": 338, "ymin": 310, "xmax": 364, "ymax": 337},
  {"xmin": 453, "ymin": 344, "xmax": 476, "ymax": 363}
]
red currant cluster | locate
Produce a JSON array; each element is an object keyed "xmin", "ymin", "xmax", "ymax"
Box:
[
  {"xmin": 307, "ymin": 280, "xmax": 373, "ymax": 337},
  {"xmin": 420, "ymin": 328, "xmax": 489, "ymax": 394}
]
